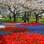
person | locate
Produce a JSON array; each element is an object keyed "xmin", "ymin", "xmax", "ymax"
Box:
[
  {"xmin": 34, "ymin": 12, "xmax": 39, "ymax": 23},
  {"xmin": 23, "ymin": 11, "xmax": 29, "ymax": 23},
  {"xmin": 23, "ymin": 11, "xmax": 27, "ymax": 23},
  {"xmin": 26, "ymin": 12, "xmax": 29, "ymax": 23}
]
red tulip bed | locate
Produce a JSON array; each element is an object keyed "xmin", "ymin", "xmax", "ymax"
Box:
[
  {"xmin": 0, "ymin": 32, "xmax": 44, "ymax": 44},
  {"xmin": 0, "ymin": 22, "xmax": 44, "ymax": 44}
]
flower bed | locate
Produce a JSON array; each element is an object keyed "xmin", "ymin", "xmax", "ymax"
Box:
[
  {"xmin": 0, "ymin": 22, "xmax": 44, "ymax": 44},
  {"xmin": 0, "ymin": 22, "xmax": 43, "ymax": 34},
  {"xmin": 0, "ymin": 32, "xmax": 44, "ymax": 44}
]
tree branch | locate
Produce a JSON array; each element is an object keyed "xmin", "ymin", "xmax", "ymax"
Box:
[
  {"xmin": 8, "ymin": 5, "xmax": 14, "ymax": 13},
  {"xmin": 13, "ymin": 5, "xmax": 16, "ymax": 13}
]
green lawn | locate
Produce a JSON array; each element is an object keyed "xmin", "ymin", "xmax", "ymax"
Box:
[{"xmin": 0, "ymin": 17, "xmax": 44, "ymax": 23}]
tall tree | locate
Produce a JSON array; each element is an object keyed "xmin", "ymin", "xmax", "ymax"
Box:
[{"xmin": 7, "ymin": 5, "xmax": 17, "ymax": 22}]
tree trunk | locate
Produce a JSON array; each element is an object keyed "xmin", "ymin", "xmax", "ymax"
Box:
[
  {"xmin": 9, "ymin": 15, "xmax": 11, "ymax": 21},
  {"xmin": 24, "ymin": 19, "xmax": 26, "ymax": 23},
  {"xmin": 13, "ymin": 14, "xmax": 16, "ymax": 22},
  {"xmin": 36, "ymin": 15, "xmax": 38, "ymax": 23}
]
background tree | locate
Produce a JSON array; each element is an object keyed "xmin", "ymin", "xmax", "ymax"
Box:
[
  {"xmin": 0, "ymin": 0, "xmax": 44, "ymax": 23},
  {"xmin": 7, "ymin": 5, "xmax": 17, "ymax": 22}
]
